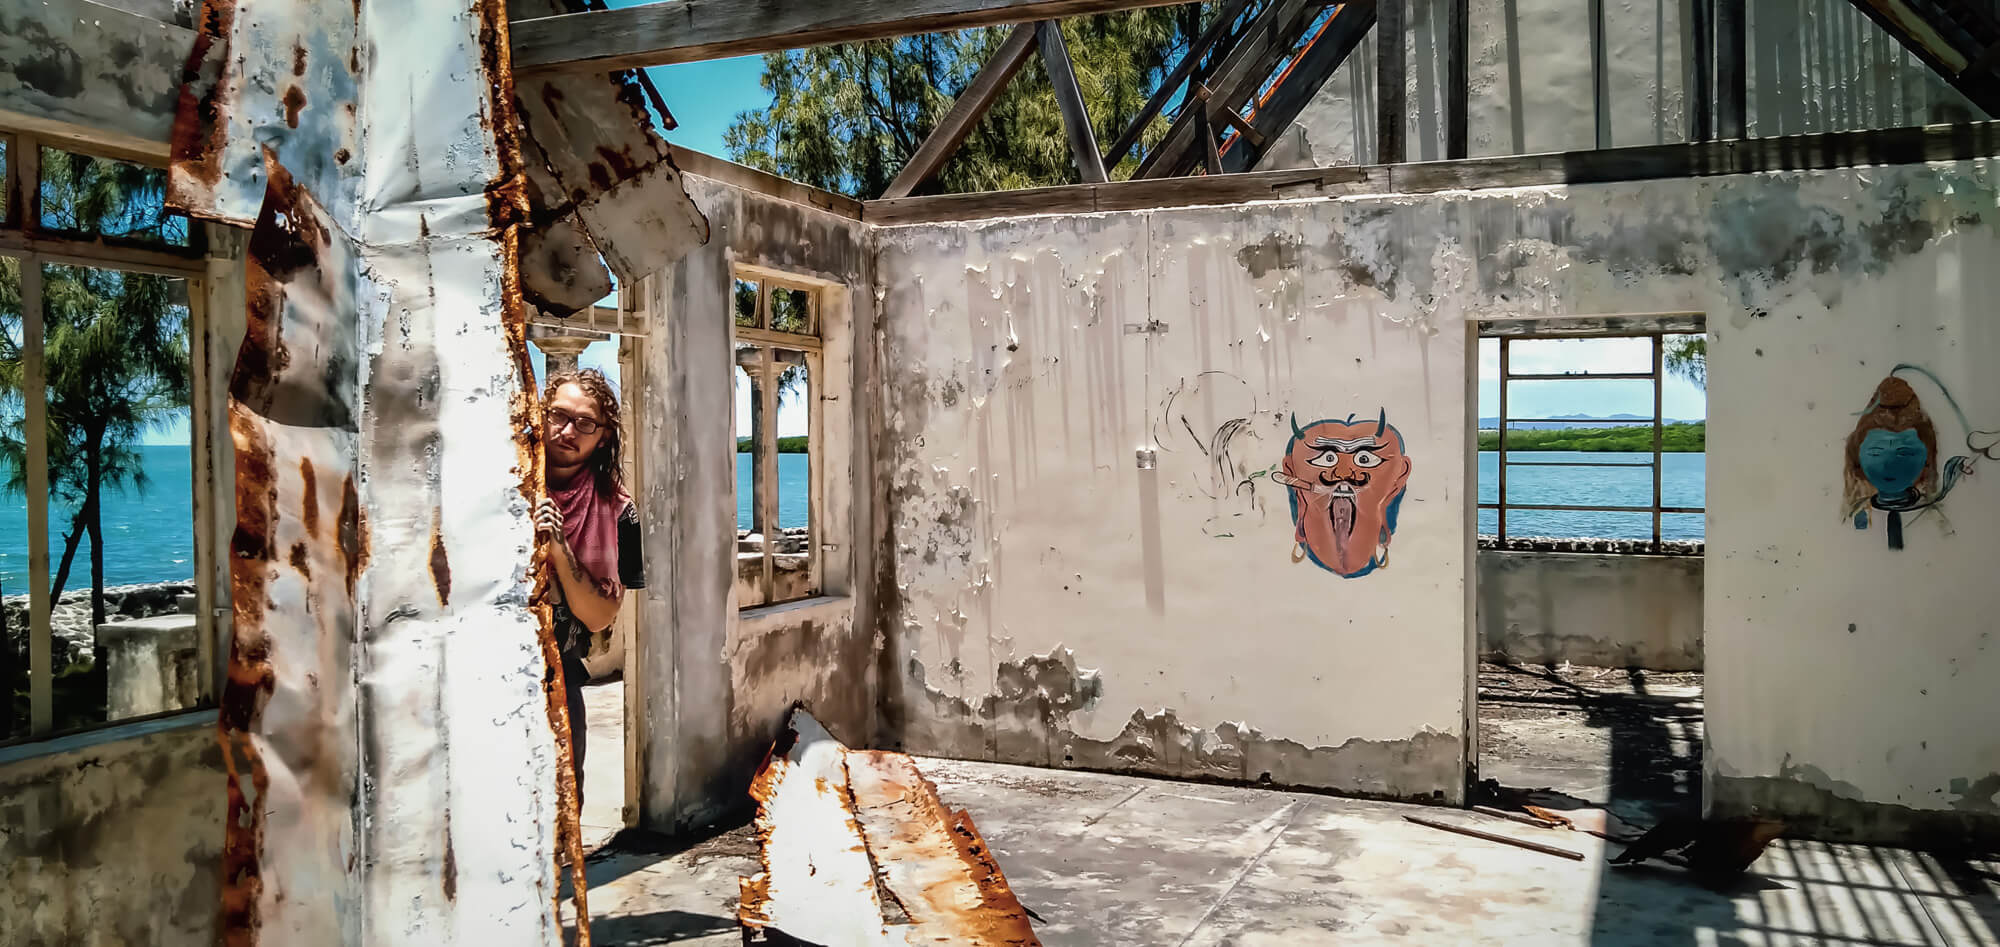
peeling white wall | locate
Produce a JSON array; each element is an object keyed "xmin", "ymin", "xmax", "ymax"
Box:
[
  {"xmin": 635, "ymin": 173, "xmax": 878, "ymax": 833},
  {"xmin": 877, "ymin": 204, "xmax": 1475, "ymax": 802},
  {"xmin": 0, "ymin": 717, "xmax": 223, "ymax": 947},
  {"xmin": 1273, "ymin": 0, "xmax": 1985, "ymax": 169},
  {"xmin": 876, "ymin": 158, "xmax": 2000, "ymax": 844}
]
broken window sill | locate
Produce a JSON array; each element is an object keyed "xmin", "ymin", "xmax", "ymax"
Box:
[
  {"xmin": 739, "ymin": 594, "xmax": 852, "ymax": 628},
  {"xmin": 0, "ymin": 708, "xmax": 219, "ymax": 769}
]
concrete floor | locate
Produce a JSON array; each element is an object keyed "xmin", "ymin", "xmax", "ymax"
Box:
[
  {"xmin": 578, "ymin": 677, "xmax": 626, "ymax": 852},
  {"xmin": 1476, "ymin": 661, "xmax": 1705, "ymax": 829},
  {"xmin": 562, "ymin": 703, "xmax": 2000, "ymax": 945}
]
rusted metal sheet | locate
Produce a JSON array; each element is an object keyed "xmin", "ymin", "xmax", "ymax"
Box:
[
  {"xmin": 171, "ymin": 0, "xmax": 605, "ymax": 943},
  {"xmin": 846, "ymin": 751, "xmax": 1041, "ymax": 946},
  {"xmin": 740, "ymin": 709, "xmax": 1043, "ymax": 947},
  {"xmin": 508, "ymin": 0, "xmax": 709, "ymax": 282}
]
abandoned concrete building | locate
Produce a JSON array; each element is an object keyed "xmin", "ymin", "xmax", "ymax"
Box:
[{"xmin": 2, "ymin": 0, "xmax": 1998, "ymax": 943}]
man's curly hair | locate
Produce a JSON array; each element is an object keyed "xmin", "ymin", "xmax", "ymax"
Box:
[{"xmin": 543, "ymin": 366, "xmax": 625, "ymax": 496}]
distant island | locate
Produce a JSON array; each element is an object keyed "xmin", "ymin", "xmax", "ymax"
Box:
[
  {"xmin": 738, "ymin": 436, "xmax": 809, "ymax": 453},
  {"xmin": 1479, "ymin": 421, "xmax": 1704, "ymax": 452}
]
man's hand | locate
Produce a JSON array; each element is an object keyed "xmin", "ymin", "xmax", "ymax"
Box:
[{"xmin": 535, "ymin": 498, "xmax": 565, "ymax": 541}]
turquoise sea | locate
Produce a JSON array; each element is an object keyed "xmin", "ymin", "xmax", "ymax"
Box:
[
  {"xmin": 0, "ymin": 444, "xmax": 195, "ymax": 593},
  {"xmin": 1, "ymin": 447, "xmax": 1701, "ymax": 590}
]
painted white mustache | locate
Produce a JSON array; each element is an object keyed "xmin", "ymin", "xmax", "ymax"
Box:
[{"xmin": 1271, "ymin": 470, "xmax": 1359, "ymax": 496}]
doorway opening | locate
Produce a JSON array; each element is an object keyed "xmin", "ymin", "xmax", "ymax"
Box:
[
  {"xmin": 1470, "ymin": 316, "xmax": 1708, "ymax": 832},
  {"xmin": 529, "ymin": 318, "xmax": 640, "ymax": 853}
]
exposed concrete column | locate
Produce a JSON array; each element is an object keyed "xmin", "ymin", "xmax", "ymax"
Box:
[{"xmin": 529, "ymin": 328, "xmax": 596, "ymax": 375}]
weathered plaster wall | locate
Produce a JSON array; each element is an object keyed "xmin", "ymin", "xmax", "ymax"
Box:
[
  {"xmin": 0, "ymin": 716, "xmax": 223, "ymax": 947},
  {"xmin": 1273, "ymin": 0, "xmax": 1985, "ymax": 169},
  {"xmin": 876, "ymin": 158, "xmax": 2000, "ymax": 845},
  {"xmin": 876, "ymin": 203, "xmax": 1475, "ymax": 803},
  {"xmin": 635, "ymin": 173, "xmax": 878, "ymax": 833},
  {"xmin": 1478, "ymin": 550, "xmax": 1703, "ymax": 671}
]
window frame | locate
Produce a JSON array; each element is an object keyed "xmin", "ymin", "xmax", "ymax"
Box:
[
  {"xmin": 1477, "ymin": 320, "xmax": 1707, "ymax": 550},
  {"xmin": 1, "ymin": 128, "xmax": 223, "ymax": 747},
  {"xmin": 731, "ymin": 267, "xmax": 826, "ymax": 611}
]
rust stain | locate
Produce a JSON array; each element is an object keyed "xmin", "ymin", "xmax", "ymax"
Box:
[
  {"xmin": 428, "ymin": 511, "xmax": 451, "ymax": 607},
  {"xmin": 288, "ymin": 542, "xmax": 309, "ymax": 577},
  {"xmin": 220, "ymin": 401, "xmax": 277, "ymax": 947},
  {"xmin": 299, "ymin": 458, "xmax": 319, "ymax": 538},
  {"xmin": 281, "ymin": 85, "xmax": 306, "ymax": 129},
  {"xmin": 337, "ymin": 475, "xmax": 366, "ymax": 599},
  {"xmin": 477, "ymin": 0, "xmax": 590, "ymax": 936},
  {"xmin": 334, "ymin": 147, "xmax": 350, "ymax": 165},
  {"xmin": 167, "ymin": 0, "xmax": 242, "ymax": 215}
]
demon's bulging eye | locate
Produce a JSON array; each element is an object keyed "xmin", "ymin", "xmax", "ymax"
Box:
[
  {"xmin": 1308, "ymin": 450, "xmax": 1340, "ymax": 468},
  {"xmin": 1352, "ymin": 450, "xmax": 1384, "ymax": 468}
]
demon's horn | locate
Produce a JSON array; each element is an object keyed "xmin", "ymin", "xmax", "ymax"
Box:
[
  {"xmin": 1375, "ymin": 407, "xmax": 1388, "ymax": 436},
  {"xmin": 1291, "ymin": 413, "xmax": 1305, "ymax": 440}
]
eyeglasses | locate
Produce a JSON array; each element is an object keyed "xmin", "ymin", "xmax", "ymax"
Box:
[{"xmin": 546, "ymin": 409, "xmax": 602, "ymax": 436}]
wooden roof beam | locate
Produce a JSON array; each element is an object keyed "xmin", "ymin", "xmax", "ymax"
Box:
[{"xmin": 511, "ymin": 0, "xmax": 1200, "ymax": 75}]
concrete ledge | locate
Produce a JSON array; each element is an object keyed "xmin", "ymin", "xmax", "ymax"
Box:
[{"xmin": 1478, "ymin": 549, "xmax": 1704, "ymax": 671}]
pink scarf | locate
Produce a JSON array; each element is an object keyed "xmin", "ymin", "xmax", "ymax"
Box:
[{"xmin": 553, "ymin": 471, "xmax": 628, "ymax": 600}]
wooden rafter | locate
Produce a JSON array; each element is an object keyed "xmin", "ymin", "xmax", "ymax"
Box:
[
  {"xmin": 1100, "ymin": 0, "xmax": 1258, "ymax": 170},
  {"xmin": 1039, "ymin": 21, "xmax": 1111, "ymax": 182},
  {"xmin": 881, "ymin": 23, "xmax": 1041, "ymax": 199},
  {"xmin": 1217, "ymin": 1, "xmax": 1376, "ymax": 173},
  {"xmin": 1848, "ymin": 0, "xmax": 2000, "ymax": 119},
  {"xmin": 1134, "ymin": 0, "xmax": 1315, "ymax": 178},
  {"xmin": 511, "ymin": 0, "xmax": 1199, "ymax": 74},
  {"xmin": 1376, "ymin": 0, "xmax": 1404, "ymax": 163}
]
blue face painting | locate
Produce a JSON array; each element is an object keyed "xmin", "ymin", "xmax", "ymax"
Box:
[{"xmin": 1858, "ymin": 428, "xmax": 1928, "ymax": 498}]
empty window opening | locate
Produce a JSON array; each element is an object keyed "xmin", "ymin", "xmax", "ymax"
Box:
[
  {"xmin": 733, "ymin": 274, "xmax": 819, "ymax": 610},
  {"xmin": 1472, "ymin": 320, "xmax": 1708, "ymax": 834}
]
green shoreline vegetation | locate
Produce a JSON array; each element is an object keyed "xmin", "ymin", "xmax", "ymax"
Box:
[
  {"xmin": 1478, "ymin": 422, "xmax": 1704, "ymax": 452},
  {"xmin": 738, "ymin": 436, "xmax": 809, "ymax": 453}
]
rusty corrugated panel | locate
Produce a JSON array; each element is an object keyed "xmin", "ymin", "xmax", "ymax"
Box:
[
  {"xmin": 508, "ymin": 0, "xmax": 709, "ymax": 282},
  {"xmin": 740, "ymin": 709, "xmax": 1043, "ymax": 947},
  {"xmin": 846, "ymin": 751, "xmax": 1042, "ymax": 946},
  {"xmin": 171, "ymin": 0, "xmax": 615, "ymax": 942}
]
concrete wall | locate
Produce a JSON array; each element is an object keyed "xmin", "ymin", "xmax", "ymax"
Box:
[
  {"xmin": 874, "ymin": 157, "xmax": 2000, "ymax": 845},
  {"xmin": 875, "ymin": 204, "xmax": 1475, "ymax": 803},
  {"xmin": 633, "ymin": 173, "xmax": 879, "ymax": 833},
  {"xmin": 0, "ymin": 716, "xmax": 223, "ymax": 947},
  {"xmin": 1272, "ymin": 0, "xmax": 1986, "ymax": 169},
  {"xmin": 1478, "ymin": 550, "xmax": 1703, "ymax": 671}
]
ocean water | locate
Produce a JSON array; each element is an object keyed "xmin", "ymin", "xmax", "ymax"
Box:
[
  {"xmin": 0, "ymin": 444, "xmax": 195, "ymax": 593},
  {"xmin": 1478, "ymin": 451, "xmax": 1706, "ymax": 540},
  {"xmin": 1, "ymin": 447, "xmax": 1700, "ymax": 590},
  {"xmin": 737, "ymin": 453, "xmax": 810, "ymax": 532}
]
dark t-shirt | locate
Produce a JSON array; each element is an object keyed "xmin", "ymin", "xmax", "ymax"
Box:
[{"xmin": 555, "ymin": 500, "xmax": 645, "ymax": 656}]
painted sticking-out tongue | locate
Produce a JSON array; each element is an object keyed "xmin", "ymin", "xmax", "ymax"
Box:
[{"xmin": 1330, "ymin": 496, "xmax": 1356, "ymax": 556}]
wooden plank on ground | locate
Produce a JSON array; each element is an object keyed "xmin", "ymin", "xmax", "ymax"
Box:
[{"xmin": 512, "ymin": 0, "xmax": 1199, "ymax": 74}]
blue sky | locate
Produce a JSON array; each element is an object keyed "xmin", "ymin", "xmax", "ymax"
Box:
[{"xmin": 1478, "ymin": 337, "xmax": 1706, "ymax": 422}]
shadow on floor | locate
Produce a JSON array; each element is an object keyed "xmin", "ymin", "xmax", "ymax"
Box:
[{"xmin": 564, "ymin": 910, "xmax": 738, "ymax": 947}]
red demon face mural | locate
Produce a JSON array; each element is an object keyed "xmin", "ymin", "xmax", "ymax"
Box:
[{"xmin": 1273, "ymin": 411, "xmax": 1413, "ymax": 578}]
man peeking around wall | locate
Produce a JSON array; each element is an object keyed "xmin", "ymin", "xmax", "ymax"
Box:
[{"xmin": 535, "ymin": 368, "xmax": 645, "ymax": 811}]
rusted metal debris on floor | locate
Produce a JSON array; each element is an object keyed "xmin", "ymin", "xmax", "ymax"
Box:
[{"xmin": 739, "ymin": 707, "xmax": 1042, "ymax": 947}]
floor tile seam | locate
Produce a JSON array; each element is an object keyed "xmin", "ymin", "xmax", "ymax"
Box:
[{"xmin": 1170, "ymin": 797, "xmax": 1315, "ymax": 947}]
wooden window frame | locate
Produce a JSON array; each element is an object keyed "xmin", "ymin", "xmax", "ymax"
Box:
[
  {"xmin": 1, "ymin": 129, "xmax": 225, "ymax": 747},
  {"xmin": 732, "ymin": 268, "xmax": 826, "ymax": 611}
]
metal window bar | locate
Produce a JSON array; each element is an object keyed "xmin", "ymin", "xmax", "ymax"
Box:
[{"xmin": 1488, "ymin": 333, "xmax": 1702, "ymax": 548}]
